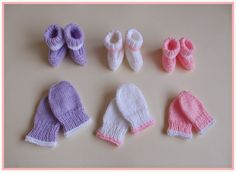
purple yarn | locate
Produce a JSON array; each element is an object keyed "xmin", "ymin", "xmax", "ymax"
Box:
[
  {"xmin": 25, "ymin": 96, "xmax": 60, "ymax": 147},
  {"xmin": 64, "ymin": 24, "xmax": 87, "ymax": 65},
  {"xmin": 44, "ymin": 24, "xmax": 67, "ymax": 67},
  {"xmin": 48, "ymin": 81, "xmax": 90, "ymax": 136}
]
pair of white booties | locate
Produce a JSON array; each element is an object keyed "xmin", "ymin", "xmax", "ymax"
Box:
[{"xmin": 104, "ymin": 29, "xmax": 143, "ymax": 72}]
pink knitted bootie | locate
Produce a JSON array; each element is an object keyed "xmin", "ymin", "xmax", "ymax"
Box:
[
  {"xmin": 177, "ymin": 38, "xmax": 195, "ymax": 70},
  {"xmin": 162, "ymin": 38, "xmax": 180, "ymax": 72}
]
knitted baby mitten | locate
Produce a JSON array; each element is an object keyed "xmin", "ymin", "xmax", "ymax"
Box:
[
  {"xmin": 48, "ymin": 81, "xmax": 91, "ymax": 137},
  {"xmin": 64, "ymin": 23, "xmax": 87, "ymax": 65},
  {"xmin": 125, "ymin": 28, "xmax": 143, "ymax": 72},
  {"xmin": 178, "ymin": 91, "xmax": 215, "ymax": 134},
  {"xmin": 167, "ymin": 95, "xmax": 193, "ymax": 139},
  {"xmin": 104, "ymin": 30, "xmax": 124, "ymax": 71},
  {"xmin": 25, "ymin": 96, "xmax": 60, "ymax": 147},
  {"xmin": 44, "ymin": 24, "xmax": 67, "ymax": 67},
  {"xmin": 177, "ymin": 38, "xmax": 195, "ymax": 70},
  {"xmin": 96, "ymin": 99, "xmax": 129, "ymax": 146},
  {"xmin": 162, "ymin": 38, "xmax": 180, "ymax": 72},
  {"xmin": 116, "ymin": 83, "xmax": 155, "ymax": 134}
]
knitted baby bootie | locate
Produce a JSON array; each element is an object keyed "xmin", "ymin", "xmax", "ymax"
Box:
[
  {"xmin": 64, "ymin": 23, "xmax": 87, "ymax": 66},
  {"xmin": 177, "ymin": 38, "xmax": 195, "ymax": 70},
  {"xmin": 125, "ymin": 28, "xmax": 143, "ymax": 72},
  {"xmin": 162, "ymin": 38, "xmax": 180, "ymax": 72},
  {"xmin": 44, "ymin": 24, "xmax": 67, "ymax": 67},
  {"xmin": 104, "ymin": 30, "xmax": 124, "ymax": 71}
]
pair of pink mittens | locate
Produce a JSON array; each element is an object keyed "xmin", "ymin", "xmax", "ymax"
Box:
[
  {"xmin": 162, "ymin": 37, "xmax": 195, "ymax": 72},
  {"xmin": 168, "ymin": 91, "xmax": 215, "ymax": 139}
]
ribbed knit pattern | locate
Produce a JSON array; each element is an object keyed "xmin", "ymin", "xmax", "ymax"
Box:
[
  {"xmin": 48, "ymin": 81, "xmax": 90, "ymax": 136},
  {"xmin": 44, "ymin": 24, "xmax": 67, "ymax": 67},
  {"xmin": 162, "ymin": 38, "xmax": 180, "ymax": 73},
  {"xmin": 56, "ymin": 107, "xmax": 89, "ymax": 133},
  {"xmin": 125, "ymin": 28, "xmax": 143, "ymax": 72},
  {"xmin": 27, "ymin": 120, "xmax": 60, "ymax": 142},
  {"xmin": 25, "ymin": 96, "xmax": 60, "ymax": 146},
  {"xmin": 177, "ymin": 37, "xmax": 195, "ymax": 70},
  {"xmin": 116, "ymin": 83, "xmax": 155, "ymax": 134},
  {"xmin": 167, "ymin": 91, "xmax": 215, "ymax": 139},
  {"xmin": 64, "ymin": 23, "xmax": 87, "ymax": 65},
  {"xmin": 96, "ymin": 99, "xmax": 129, "ymax": 146},
  {"xmin": 104, "ymin": 30, "xmax": 124, "ymax": 71}
]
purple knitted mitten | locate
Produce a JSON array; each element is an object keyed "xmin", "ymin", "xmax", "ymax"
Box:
[
  {"xmin": 44, "ymin": 24, "xmax": 67, "ymax": 67},
  {"xmin": 64, "ymin": 23, "xmax": 87, "ymax": 65},
  {"xmin": 48, "ymin": 81, "xmax": 90, "ymax": 137},
  {"xmin": 25, "ymin": 96, "xmax": 60, "ymax": 147}
]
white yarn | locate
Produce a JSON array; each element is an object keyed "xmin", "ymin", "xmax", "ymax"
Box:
[
  {"xmin": 125, "ymin": 28, "xmax": 143, "ymax": 72},
  {"xmin": 98, "ymin": 99, "xmax": 129, "ymax": 143},
  {"xmin": 116, "ymin": 83, "xmax": 154, "ymax": 131},
  {"xmin": 25, "ymin": 136, "xmax": 57, "ymax": 147},
  {"xmin": 104, "ymin": 30, "xmax": 124, "ymax": 71}
]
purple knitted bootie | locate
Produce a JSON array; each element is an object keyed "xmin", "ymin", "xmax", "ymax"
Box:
[
  {"xmin": 44, "ymin": 24, "xmax": 67, "ymax": 67},
  {"xmin": 25, "ymin": 96, "xmax": 60, "ymax": 147},
  {"xmin": 48, "ymin": 81, "xmax": 91, "ymax": 137},
  {"xmin": 64, "ymin": 24, "xmax": 87, "ymax": 65}
]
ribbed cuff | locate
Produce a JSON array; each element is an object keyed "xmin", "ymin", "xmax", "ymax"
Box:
[
  {"xmin": 193, "ymin": 113, "xmax": 215, "ymax": 134},
  {"xmin": 125, "ymin": 28, "xmax": 143, "ymax": 51},
  {"xmin": 44, "ymin": 24, "xmax": 65, "ymax": 51},
  {"xmin": 57, "ymin": 107, "xmax": 90, "ymax": 135},
  {"xmin": 104, "ymin": 30, "xmax": 123, "ymax": 51},
  {"xmin": 25, "ymin": 120, "xmax": 60, "ymax": 146},
  {"xmin": 167, "ymin": 121, "xmax": 192, "ymax": 139},
  {"xmin": 64, "ymin": 23, "xmax": 85, "ymax": 50},
  {"xmin": 162, "ymin": 37, "xmax": 180, "ymax": 58},
  {"xmin": 96, "ymin": 122, "xmax": 128, "ymax": 146},
  {"xmin": 127, "ymin": 111, "xmax": 155, "ymax": 134}
]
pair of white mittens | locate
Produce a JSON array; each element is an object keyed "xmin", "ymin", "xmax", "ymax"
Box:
[
  {"xmin": 96, "ymin": 83, "xmax": 155, "ymax": 146},
  {"xmin": 104, "ymin": 29, "xmax": 143, "ymax": 72}
]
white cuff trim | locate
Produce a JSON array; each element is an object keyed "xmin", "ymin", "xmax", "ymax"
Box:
[
  {"xmin": 104, "ymin": 30, "xmax": 123, "ymax": 51},
  {"xmin": 25, "ymin": 136, "xmax": 57, "ymax": 147},
  {"xmin": 125, "ymin": 28, "xmax": 143, "ymax": 50},
  {"xmin": 167, "ymin": 129, "xmax": 192, "ymax": 140},
  {"xmin": 65, "ymin": 118, "xmax": 92, "ymax": 137}
]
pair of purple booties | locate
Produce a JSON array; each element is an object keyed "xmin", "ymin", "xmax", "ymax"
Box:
[
  {"xmin": 25, "ymin": 81, "xmax": 91, "ymax": 147},
  {"xmin": 44, "ymin": 24, "xmax": 86, "ymax": 67}
]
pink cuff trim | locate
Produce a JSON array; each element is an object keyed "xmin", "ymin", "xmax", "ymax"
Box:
[
  {"xmin": 96, "ymin": 130, "xmax": 121, "ymax": 146},
  {"xmin": 131, "ymin": 119, "xmax": 155, "ymax": 134}
]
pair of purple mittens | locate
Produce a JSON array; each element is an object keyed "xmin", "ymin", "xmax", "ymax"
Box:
[
  {"xmin": 44, "ymin": 24, "xmax": 87, "ymax": 67},
  {"xmin": 25, "ymin": 81, "xmax": 91, "ymax": 147}
]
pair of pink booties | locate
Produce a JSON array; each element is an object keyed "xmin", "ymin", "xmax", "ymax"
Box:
[
  {"xmin": 168, "ymin": 91, "xmax": 215, "ymax": 139},
  {"xmin": 162, "ymin": 37, "xmax": 195, "ymax": 72}
]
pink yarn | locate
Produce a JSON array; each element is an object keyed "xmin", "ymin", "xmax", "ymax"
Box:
[
  {"xmin": 131, "ymin": 119, "xmax": 155, "ymax": 134},
  {"xmin": 177, "ymin": 37, "xmax": 195, "ymax": 70},
  {"xmin": 178, "ymin": 91, "xmax": 214, "ymax": 134},
  {"xmin": 96, "ymin": 131, "xmax": 121, "ymax": 146},
  {"xmin": 162, "ymin": 38, "xmax": 180, "ymax": 72},
  {"xmin": 168, "ymin": 91, "xmax": 215, "ymax": 139},
  {"xmin": 167, "ymin": 96, "xmax": 193, "ymax": 139}
]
